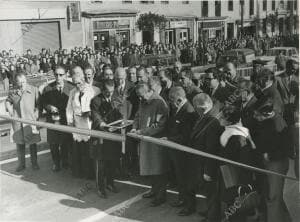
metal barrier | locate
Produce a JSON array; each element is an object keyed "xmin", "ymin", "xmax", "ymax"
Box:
[
  {"xmin": 237, "ymin": 64, "xmax": 277, "ymax": 78},
  {"xmin": 0, "ymin": 114, "xmax": 297, "ymax": 181}
]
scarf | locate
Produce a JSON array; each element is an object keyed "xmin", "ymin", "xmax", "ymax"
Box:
[{"xmin": 220, "ymin": 123, "xmax": 256, "ymax": 149}]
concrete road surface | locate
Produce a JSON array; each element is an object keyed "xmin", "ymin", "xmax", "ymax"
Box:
[{"xmin": 0, "ymin": 141, "xmax": 299, "ymax": 221}]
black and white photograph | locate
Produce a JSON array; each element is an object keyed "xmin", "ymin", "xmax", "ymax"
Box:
[{"xmin": 0, "ymin": 0, "xmax": 299, "ymax": 221}]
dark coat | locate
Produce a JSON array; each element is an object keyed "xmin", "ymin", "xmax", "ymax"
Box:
[
  {"xmin": 254, "ymin": 83, "xmax": 285, "ymax": 130},
  {"xmin": 252, "ymin": 114, "xmax": 290, "ymax": 161},
  {"xmin": 90, "ymin": 93, "xmax": 123, "ymax": 160},
  {"xmin": 112, "ymin": 80, "xmax": 135, "ymax": 119},
  {"xmin": 188, "ymin": 111, "xmax": 223, "ymax": 179},
  {"xmin": 241, "ymin": 95, "xmax": 258, "ymax": 133},
  {"xmin": 165, "ymin": 101, "xmax": 196, "ymax": 145},
  {"xmin": 40, "ymin": 80, "xmax": 74, "ymax": 143}
]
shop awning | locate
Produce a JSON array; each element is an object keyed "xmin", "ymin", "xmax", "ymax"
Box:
[{"xmin": 82, "ymin": 9, "xmax": 138, "ymax": 18}]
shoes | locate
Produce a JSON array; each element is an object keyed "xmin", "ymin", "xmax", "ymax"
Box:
[
  {"xmin": 150, "ymin": 198, "xmax": 166, "ymax": 207},
  {"xmin": 170, "ymin": 200, "xmax": 185, "ymax": 208},
  {"xmin": 52, "ymin": 164, "xmax": 61, "ymax": 172},
  {"xmin": 142, "ymin": 191, "xmax": 156, "ymax": 198},
  {"xmin": 15, "ymin": 165, "xmax": 25, "ymax": 172},
  {"xmin": 106, "ymin": 184, "xmax": 119, "ymax": 193},
  {"xmin": 32, "ymin": 164, "xmax": 40, "ymax": 170},
  {"xmin": 97, "ymin": 190, "xmax": 107, "ymax": 199},
  {"xmin": 178, "ymin": 207, "xmax": 195, "ymax": 216}
]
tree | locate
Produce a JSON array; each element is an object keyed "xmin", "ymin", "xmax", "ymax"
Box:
[{"xmin": 137, "ymin": 12, "xmax": 167, "ymax": 31}]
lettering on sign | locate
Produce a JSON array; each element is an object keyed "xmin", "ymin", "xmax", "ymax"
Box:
[
  {"xmin": 93, "ymin": 20, "xmax": 119, "ymax": 30},
  {"xmin": 170, "ymin": 21, "xmax": 188, "ymax": 28}
]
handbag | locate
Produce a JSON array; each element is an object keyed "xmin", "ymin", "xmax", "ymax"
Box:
[{"xmin": 220, "ymin": 164, "xmax": 239, "ymax": 188}]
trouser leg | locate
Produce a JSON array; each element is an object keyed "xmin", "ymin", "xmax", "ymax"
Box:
[
  {"xmin": 152, "ymin": 174, "xmax": 167, "ymax": 201},
  {"xmin": 106, "ymin": 159, "xmax": 118, "ymax": 186},
  {"xmin": 50, "ymin": 143, "xmax": 60, "ymax": 167},
  {"xmin": 71, "ymin": 141, "xmax": 81, "ymax": 177},
  {"xmin": 16, "ymin": 144, "xmax": 26, "ymax": 170},
  {"xmin": 29, "ymin": 144, "xmax": 38, "ymax": 167},
  {"xmin": 264, "ymin": 158, "xmax": 292, "ymax": 222},
  {"xmin": 96, "ymin": 159, "xmax": 106, "ymax": 192},
  {"xmin": 61, "ymin": 135, "xmax": 70, "ymax": 168},
  {"xmin": 205, "ymin": 178, "xmax": 221, "ymax": 222}
]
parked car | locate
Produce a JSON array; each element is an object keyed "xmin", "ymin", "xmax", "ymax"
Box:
[
  {"xmin": 258, "ymin": 47, "xmax": 299, "ymax": 62},
  {"xmin": 216, "ymin": 48, "xmax": 256, "ymax": 68}
]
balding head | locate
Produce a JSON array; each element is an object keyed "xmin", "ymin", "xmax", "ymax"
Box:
[
  {"xmin": 193, "ymin": 93, "xmax": 213, "ymax": 115},
  {"xmin": 169, "ymin": 86, "xmax": 187, "ymax": 109}
]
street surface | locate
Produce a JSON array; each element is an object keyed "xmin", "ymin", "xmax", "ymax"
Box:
[{"xmin": 0, "ymin": 133, "xmax": 299, "ymax": 222}]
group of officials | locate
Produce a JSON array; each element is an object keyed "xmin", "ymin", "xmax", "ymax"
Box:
[{"xmin": 5, "ymin": 57, "xmax": 299, "ymax": 222}]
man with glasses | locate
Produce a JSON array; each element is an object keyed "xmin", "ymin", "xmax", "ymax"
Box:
[{"xmin": 40, "ymin": 66, "xmax": 74, "ymax": 172}]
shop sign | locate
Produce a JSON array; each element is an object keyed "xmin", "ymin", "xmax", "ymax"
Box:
[
  {"xmin": 201, "ymin": 21, "xmax": 223, "ymax": 29},
  {"xmin": 118, "ymin": 19, "xmax": 130, "ymax": 29},
  {"xmin": 170, "ymin": 21, "xmax": 188, "ymax": 28},
  {"xmin": 93, "ymin": 20, "xmax": 119, "ymax": 30}
]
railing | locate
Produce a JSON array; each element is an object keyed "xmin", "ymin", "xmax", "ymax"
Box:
[{"xmin": 0, "ymin": 114, "xmax": 298, "ymax": 181}]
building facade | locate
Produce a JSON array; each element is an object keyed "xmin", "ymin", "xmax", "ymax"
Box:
[{"xmin": 0, "ymin": 0, "xmax": 298, "ymax": 54}]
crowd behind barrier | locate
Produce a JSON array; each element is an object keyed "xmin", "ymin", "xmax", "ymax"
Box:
[{"xmin": 1, "ymin": 33, "xmax": 299, "ymax": 222}]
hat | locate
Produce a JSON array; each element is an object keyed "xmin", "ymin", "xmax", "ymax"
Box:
[{"xmin": 256, "ymin": 102, "xmax": 274, "ymax": 116}]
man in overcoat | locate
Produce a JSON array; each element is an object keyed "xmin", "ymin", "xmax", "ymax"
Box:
[
  {"xmin": 182, "ymin": 93, "xmax": 223, "ymax": 221},
  {"xmin": 5, "ymin": 72, "xmax": 41, "ymax": 172},
  {"xmin": 130, "ymin": 82, "xmax": 169, "ymax": 207}
]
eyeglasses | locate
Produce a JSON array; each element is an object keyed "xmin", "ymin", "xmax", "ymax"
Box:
[{"xmin": 55, "ymin": 73, "xmax": 65, "ymax": 77}]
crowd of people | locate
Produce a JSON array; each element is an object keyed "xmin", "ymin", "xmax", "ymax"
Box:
[
  {"xmin": 4, "ymin": 38, "xmax": 299, "ymax": 222},
  {"xmin": 1, "ymin": 34, "xmax": 298, "ymax": 91}
]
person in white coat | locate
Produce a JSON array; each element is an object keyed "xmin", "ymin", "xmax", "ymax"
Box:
[{"xmin": 66, "ymin": 71, "xmax": 100, "ymax": 179}]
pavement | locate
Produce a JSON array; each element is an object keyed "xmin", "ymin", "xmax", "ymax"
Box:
[{"xmin": 0, "ymin": 133, "xmax": 299, "ymax": 222}]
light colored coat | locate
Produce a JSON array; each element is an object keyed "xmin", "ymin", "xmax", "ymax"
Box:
[
  {"xmin": 133, "ymin": 92, "xmax": 169, "ymax": 176},
  {"xmin": 6, "ymin": 84, "xmax": 40, "ymax": 145},
  {"xmin": 66, "ymin": 84, "xmax": 100, "ymax": 142}
]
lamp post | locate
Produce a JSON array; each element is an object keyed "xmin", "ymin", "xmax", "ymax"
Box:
[{"xmin": 240, "ymin": 0, "xmax": 245, "ymax": 38}]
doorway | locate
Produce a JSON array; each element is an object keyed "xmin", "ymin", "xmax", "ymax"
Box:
[
  {"xmin": 142, "ymin": 30, "xmax": 153, "ymax": 45},
  {"xmin": 94, "ymin": 31, "xmax": 109, "ymax": 51},
  {"xmin": 165, "ymin": 30, "xmax": 175, "ymax": 45}
]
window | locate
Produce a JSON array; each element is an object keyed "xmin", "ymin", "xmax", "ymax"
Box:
[
  {"xmin": 250, "ymin": 0, "xmax": 254, "ymax": 15},
  {"xmin": 122, "ymin": 0, "xmax": 132, "ymax": 3},
  {"xmin": 295, "ymin": 0, "xmax": 298, "ymax": 9},
  {"xmin": 228, "ymin": 0, "xmax": 233, "ymax": 11},
  {"xmin": 202, "ymin": 1, "xmax": 208, "ymax": 17},
  {"xmin": 182, "ymin": 1, "xmax": 189, "ymax": 4},
  {"xmin": 161, "ymin": 0, "xmax": 169, "ymax": 4},
  {"xmin": 140, "ymin": 0, "xmax": 154, "ymax": 3},
  {"xmin": 263, "ymin": 0, "xmax": 267, "ymax": 11},
  {"xmin": 287, "ymin": 0, "xmax": 293, "ymax": 10},
  {"xmin": 272, "ymin": 0, "xmax": 276, "ymax": 10},
  {"xmin": 215, "ymin": 1, "xmax": 221, "ymax": 17}
]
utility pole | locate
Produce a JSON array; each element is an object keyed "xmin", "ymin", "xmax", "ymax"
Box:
[{"xmin": 240, "ymin": 0, "xmax": 244, "ymax": 38}]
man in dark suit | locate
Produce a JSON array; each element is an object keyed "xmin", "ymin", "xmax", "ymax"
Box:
[
  {"xmin": 113, "ymin": 67, "xmax": 138, "ymax": 177},
  {"xmin": 255, "ymin": 68, "xmax": 284, "ymax": 120},
  {"xmin": 178, "ymin": 70, "xmax": 202, "ymax": 103},
  {"xmin": 158, "ymin": 70, "xmax": 178, "ymax": 103},
  {"xmin": 181, "ymin": 93, "xmax": 223, "ymax": 221},
  {"xmin": 40, "ymin": 66, "xmax": 74, "ymax": 172},
  {"xmin": 90, "ymin": 79, "xmax": 123, "ymax": 198},
  {"xmin": 240, "ymin": 79, "xmax": 258, "ymax": 133},
  {"xmin": 163, "ymin": 86, "xmax": 196, "ymax": 209}
]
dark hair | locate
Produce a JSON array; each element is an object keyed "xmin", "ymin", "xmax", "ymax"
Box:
[
  {"xmin": 159, "ymin": 69, "xmax": 172, "ymax": 80},
  {"xmin": 84, "ymin": 64, "xmax": 94, "ymax": 73},
  {"xmin": 222, "ymin": 105, "xmax": 241, "ymax": 124}
]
